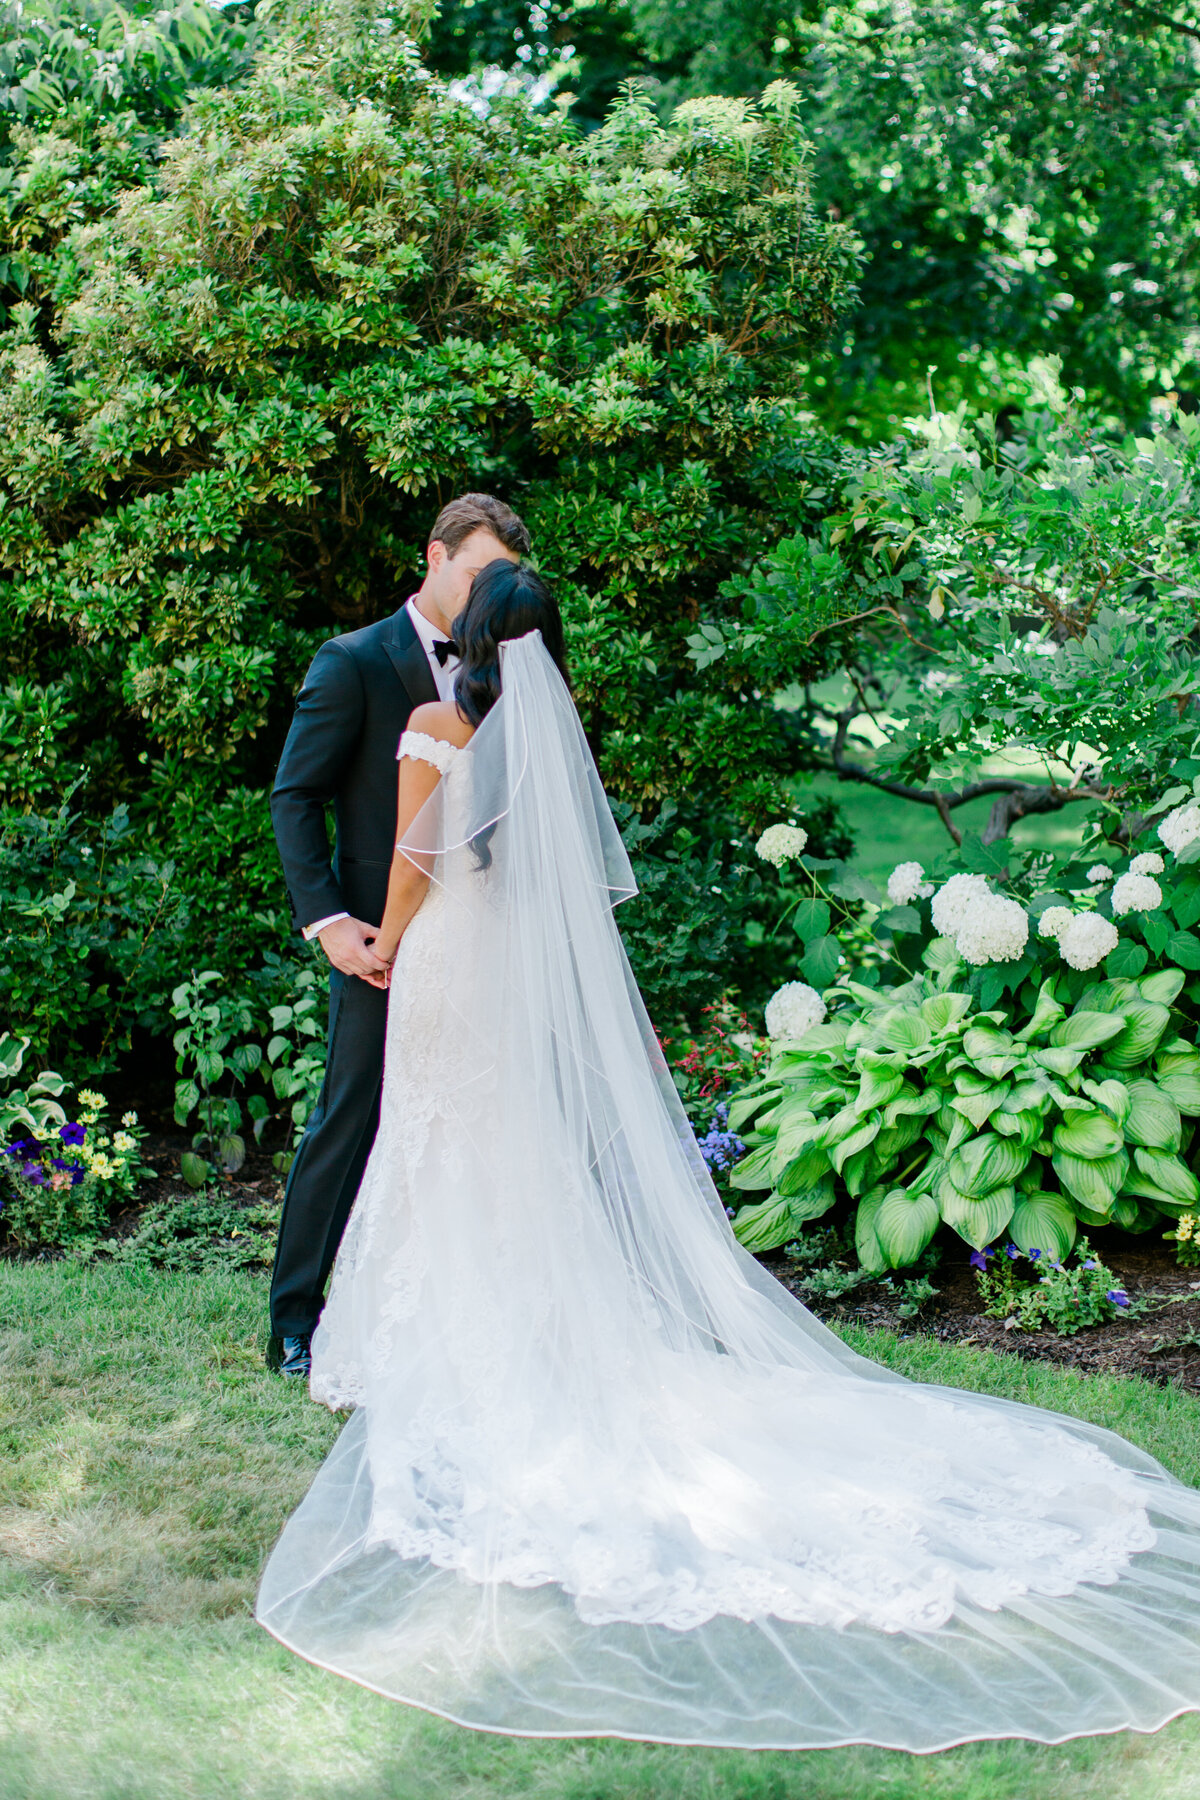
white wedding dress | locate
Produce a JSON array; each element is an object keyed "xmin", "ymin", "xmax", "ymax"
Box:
[{"xmin": 257, "ymin": 633, "xmax": 1200, "ymax": 1750}]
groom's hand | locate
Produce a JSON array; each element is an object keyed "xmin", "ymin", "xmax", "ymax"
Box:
[{"xmin": 317, "ymin": 917, "xmax": 391, "ymax": 988}]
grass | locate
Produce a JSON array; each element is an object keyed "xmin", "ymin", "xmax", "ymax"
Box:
[{"xmin": 4, "ymin": 1260, "xmax": 1200, "ymax": 1799}]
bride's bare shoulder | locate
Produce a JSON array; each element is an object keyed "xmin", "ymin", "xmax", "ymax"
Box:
[{"xmin": 406, "ymin": 701, "xmax": 475, "ymax": 748}]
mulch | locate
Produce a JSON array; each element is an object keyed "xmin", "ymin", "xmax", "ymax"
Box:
[{"xmin": 761, "ymin": 1243, "xmax": 1200, "ymax": 1394}]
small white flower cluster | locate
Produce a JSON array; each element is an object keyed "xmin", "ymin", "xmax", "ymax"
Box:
[
  {"xmin": 928, "ymin": 873, "xmax": 1029, "ymax": 966},
  {"xmin": 886, "ymin": 860, "xmax": 935, "ymax": 906},
  {"xmin": 755, "ymin": 823, "xmax": 809, "ymax": 868},
  {"xmin": 764, "ymin": 982, "xmax": 827, "ymax": 1041},
  {"xmin": 1111, "ymin": 872, "xmax": 1163, "ymax": 917},
  {"xmin": 1037, "ymin": 906, "xmax": 1119, "ymax": 970},
  {"xmin": 1086, "ymin": 864, "xmax": 1113, "ymax": 884},
  {"xmin": 1130, "ymin": 851, "xmax": 1164, "ymax": 877},
  {"xmin": 1159, "ymin": 801, "xmax": 1200, "ymax": 857}
]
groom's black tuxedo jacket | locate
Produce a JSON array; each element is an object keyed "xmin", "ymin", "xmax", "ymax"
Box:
[{"xmin": 271, "ymin": 605, "xmax": 439, "ymax": 932}]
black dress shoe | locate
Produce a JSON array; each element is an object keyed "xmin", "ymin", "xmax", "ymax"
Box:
[{"xmin": 266, "ymin": 1333, "xmax": 312, "ymax": 1378}]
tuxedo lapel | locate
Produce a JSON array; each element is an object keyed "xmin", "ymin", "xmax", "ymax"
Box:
[{"xmin": 382, "ymin": 606, "xmax": 438, "ymax": 710}]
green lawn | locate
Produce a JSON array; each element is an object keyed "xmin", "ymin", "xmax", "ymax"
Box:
[{"xmin": 4, "ymin": 1261, "xmax": 1200, "ymax": 1799}]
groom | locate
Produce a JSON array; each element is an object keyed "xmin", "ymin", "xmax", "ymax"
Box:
[{"xmin": 266, "ymin": 492, "xmax": 530, "ymax": 1376}]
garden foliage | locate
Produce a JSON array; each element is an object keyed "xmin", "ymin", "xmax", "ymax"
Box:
[{"xmin": 0, "ymin": 0, "xmax": 860, "ymax": 1070}]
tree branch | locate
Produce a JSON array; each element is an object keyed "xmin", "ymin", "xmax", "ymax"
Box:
[
  {"xmin": 827, "ymin": 710, "xmax": 1113, "ymax": 846},
  {"xmin": 1118, "ymin": 0, "xmax": 1200, "ymax": 41}
]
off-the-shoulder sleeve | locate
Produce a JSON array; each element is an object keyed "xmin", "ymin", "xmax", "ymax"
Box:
[{"xmin": 397, "ymin": 729, "xmax": 460, "ymax": 776}]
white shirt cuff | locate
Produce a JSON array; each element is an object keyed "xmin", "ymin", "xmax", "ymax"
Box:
[{"xmin": 302, "ymin": 911, "xmax": 350, "ymax": 941}]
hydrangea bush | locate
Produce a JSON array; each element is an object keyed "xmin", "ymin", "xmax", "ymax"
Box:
[{"xmin": 726, "ymin": 778, "xmax": 1200, "ymax": 1268}]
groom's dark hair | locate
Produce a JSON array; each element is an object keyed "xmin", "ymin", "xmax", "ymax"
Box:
[{"xmin": 429, "ymin": 493, "xmax": 530, "ymax": 558}]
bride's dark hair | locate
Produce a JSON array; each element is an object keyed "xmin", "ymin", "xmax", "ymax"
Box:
[{"xmin": 452, "ymin": 560, "xmax": 569, "ymax": 727}]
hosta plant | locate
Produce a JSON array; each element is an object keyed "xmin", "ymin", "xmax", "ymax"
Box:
[{"xmin": 727, "ymin": 944, "xmax": 1200, "ymax": 1273}]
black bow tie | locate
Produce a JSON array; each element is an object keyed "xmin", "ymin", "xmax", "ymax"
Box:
[{"xmin": 433, "ymin": 638, "xmax": 457, "ymax": 667}]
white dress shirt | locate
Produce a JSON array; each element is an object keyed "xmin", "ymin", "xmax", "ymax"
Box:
[{"xmin": 301, "ymin": 598, "xmax": 459, "ymax": 940}]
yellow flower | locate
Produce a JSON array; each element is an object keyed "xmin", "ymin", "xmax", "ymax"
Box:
[
  {"xmin": 78, "ymin": 1088, "xmax": 105, "ymax": 1111},
  {"xmin": 113, "ymin": 1132, "xmax": 136, "ymax": 1154},
  {"xmin": 121, "ymin": 1111, "xmax": 137, "ymax": 1127},
  {"xmin": 1179, "ymin": 1214, "xmax": 1196, "ymax": 1243},
  {"xmin": 92, "ymin": 1156, "xmax": 116, "ymax": 1181}
]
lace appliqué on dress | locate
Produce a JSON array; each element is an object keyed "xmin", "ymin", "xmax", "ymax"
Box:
[{"xmin": 397, "ymin": 729, "xmax": 460, "ymax": 776}]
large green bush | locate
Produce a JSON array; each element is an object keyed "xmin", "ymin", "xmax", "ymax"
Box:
[{"xmin": 0, "ymin": 0, "xmax": 860, "ymax": 1067}]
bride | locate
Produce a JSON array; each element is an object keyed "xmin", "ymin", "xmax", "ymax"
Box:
[{"xmin": 256, "ymin": 561, "xmax": 1200, "ymax": 1751}]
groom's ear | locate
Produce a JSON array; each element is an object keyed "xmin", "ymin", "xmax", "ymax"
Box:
[{"xmin": 426, "ymin": 539, "xmax": 447, "ymax": 574}]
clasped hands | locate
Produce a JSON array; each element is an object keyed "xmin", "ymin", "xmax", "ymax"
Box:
[{"xmin": 316, "ymin": 916, "xmax": 398, "ymax": 990}]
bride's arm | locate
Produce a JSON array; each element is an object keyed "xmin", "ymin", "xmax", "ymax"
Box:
[{"xmin": 373, "ymin": 755, "xmax": 441, "ymax": 968}]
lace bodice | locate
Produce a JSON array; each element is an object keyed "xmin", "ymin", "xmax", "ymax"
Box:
[{"xmin": 397, "ymin": 730, "xmax": 462, "ymax": 776}]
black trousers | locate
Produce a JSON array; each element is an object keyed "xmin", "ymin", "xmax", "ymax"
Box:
[{"xmin": 269, "ymin": 966, "xmax": 388, "ymax": 1338}]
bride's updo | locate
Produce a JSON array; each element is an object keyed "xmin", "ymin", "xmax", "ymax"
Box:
[{"xmin": 452, "ymin": 559, "xmax": 569, "ymax": 726}]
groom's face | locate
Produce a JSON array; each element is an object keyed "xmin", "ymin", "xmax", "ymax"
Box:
[{"xmin": 426, "ymin": 528, "xmax": 519, "ymax": 628}]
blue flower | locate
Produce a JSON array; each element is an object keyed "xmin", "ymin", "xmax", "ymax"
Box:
[
  {"xmin": 1004, "ymin": 1244, "xmax": 1021, "ymax": 1260},
  {"xmin": 1082, "ymin": 1259, "xmax": 1098, "ymax": 1270},
  {"xmin": 969, "ymin": 1249, "xmax": 993, "ymax": 1271},
  {"xmin": 21, "ymin": 1162, "xmax": 46, "ymax": 1185},
  {"xmin": 1107, "ymin": 1289, "xmax": 1129, "ymax": 1309},
  {"xmin": 725, "ymin": 1205, "xmax": 736, "ymax": 1219},
  {"xmin": 1028, "ymin": 1247, "xmax": 1042, "ymax": 1261},
  {"xmin": 59, "ymin": 1122, "xmax": 86, "ymax": 1146}
]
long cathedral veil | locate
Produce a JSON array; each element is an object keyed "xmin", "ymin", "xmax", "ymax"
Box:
[{"xmin": 256, "ymin": 632, "xmax": 1200, "ymax": 1749}]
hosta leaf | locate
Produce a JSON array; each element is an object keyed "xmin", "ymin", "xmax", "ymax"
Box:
[
  {"xmin": 1140, "ymin": 968, "xmax": 1186, "ymax": 1005},
  {"xmin": 867, "ymin": 1007, "xmax": 932, "ymax": 1054},
  {"xmin": 949, "ymin": 1085, "xmax": 1009, "ymax": 1129},
  {"xmin": 726, "ymin": 1082, "xmax": 785, "ymax": 1133},
  {"xmin": 1105, "ymin": 1000, "xmax": 1171, "ymax": 1068},
  {"xmin": 1051, "ymin": 1111, "xmax": 1124, "ymax": 1160},
  {"xmin": 731, "ymin": 1193, "xmax": 794, "ymax": 1252},
  {"xmin": 991, "ymin": 1108, "xmax": 1043, "ymax": 1149},
  {"xmin": 1079, "ymin": 1077, "xmax": 1131, "ymax": 1125},
  {"xmin": 854, "ymin": 1066, "xmax": 905, "ymax": 1113},
  {"xmin": 1132, "ymin": 1147, "xmax": 1200, "ymax": 1208},
  {"xmin": 1122, "ymin": 1079, "xmax": 1182, "ymax": 1152},
  {"xmin": 830, "ymin": 1117, "xmax": 882, "ymax": 1175},
  {"xmin": 874, "ymin": 1186, "xmax": 940, "ymax": 1269},
  {"xmin": 841, "ymin": 1143, "xmax": 881, "ymax": 1197},
  {"xmin": 777, "ymin": 1140, "xmax": 833, "ymax": 1194},
  {"xmin": 920, "ymin": 993, "xmax": 973, "ymax": 1033},
  {"xmin": 787, "ymin": 1174, "xmax": 836, "ymax": 1228},
  {"xmin": 1157, "ymin": 1063, "xmax": 1200, "ymax": 1116},
  {"xmin": 730, "ymin": 1143, "xmax": 776, "ymax": 1191},
  {"xmin": 1009, "ymin": 1191, "xmax": 1077, "ymax": 1261},
  {"xmin": 1032, "ymin": 1047, "xmax": 1086, "ymax": 1078},
  {"xmin": 1051, "ymin": 1149, "xmax": 1126, "ymax": 1212},
  {"xmin": 854, "ymin": 1188, "xmax": 889, "ymax": 1276},
  {"xmin": 939, "ymin": 1182, "xmax": 1016, "ymax": 1250},
  {"xmin": 1050, "ymin": 1011, "xmax": 1125, "ymax": 1052},
  {"xmin": 784, "ymin": 1021, "xmax": 849, "ymax": 1058},
  {"xmin": 949, "ymin": 1132, "xmax": 1031, "ymax": 1196},
  {"xmin": 884, "ymin": 1087, "xmax": 940, "ymax": 1123}
]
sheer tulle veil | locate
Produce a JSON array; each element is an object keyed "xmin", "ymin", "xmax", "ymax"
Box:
[{"xmin": 256, "ymin": 631, "xmax": 1200, "ymax": 1750}]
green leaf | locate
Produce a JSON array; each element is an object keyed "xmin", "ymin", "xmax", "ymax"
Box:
[
  {"xmin": 731, "ymin": 1193, "xmax": 794, "ymax": 1252},
  {"xmin": 939, "ymin": 1182, "xmax": 1016, "ymax": 1250},
  {"xmin": 179, "ymin": 1150, "xmax": 210, "ymax": 1190},
  {"xmin": 800, "ymin": 935, "xmax": 841, "ymax": 988},
  {"xmin": 1049, "ymin": 1010, "xmax": 1124, "ymax": 1052},
  {"xmin": 1165, "ymin": 929, "xmax": 1200, "ymax": 970},
  {"xmin": 776, "ymin": 1141, "xmax": 833, "ymax": 1195},
  {"xmin": 1132, "ymin": 1147, "xmax": 1200, "ymax": 1208},
  {"xmin": 1123, "ymin": 1079, "xmax": 1182, "ymax": 1152},
  {"xmin": 1051, "ymin": 1150, "xmax": 1126, "ymax": 1212},
  {"xmin": 1079, "ymin": 1077, "xmax": 1131, "ymax": 1125},
  {"xmin": 868, "ymin": 1007, "xmax": 932, "ymax": 1054},
  {"xmin": 173, "ymin": 1079, "xmax": 199, "ymax": 1126},
  {"xmin": 1140, "ymin": 968, "xmax": 1186, "ymax": 1005},
  {"xmin": 1157, "ymin": 1063, "xmax": 1200, "ymax": 1115},
  {"xmin": 196, "ymin": 1049, "xmax": 225, "ymax": 1085},
  {"xmin": 829, "ymin": 1117, "xmax": 882, "ymax": 1175},
  {"xmin": 920, "ymin": 993, "xmax": 973, "ymax": 1033},
  {"xmin": 949, "ymin": 1085, "xmax": 1009, "ymax": 1129},
  {"xmin": 1104, "ymin": 1000, "xmax": 1171, "ymax": 1068},
  {"xmin": 1009, "ymin": 1191, "xmax": 1077, "ymax": 1261},
  {"xmin": 729, "ymin": 1143, "xmax": 776, "ymax": 1190},
  {"xmin": 854, "ymin": 1065, "xmax": 905, "ymax": 1113},
  {"xmin": 948, "ymin": 1132, "xmax": 1030, "ymax": 1196},
  {"xmin": 1143, "ymin": 912, "xmax": 1172, "ymax": 957},
  {"xmin": 874, "ymin": 1186, "xmax": 940, "ymax": 1268},
  {"xmin": 1106, "ymin": 940, "xmax": 1149, "ymax": 978},
  {"xmin": 854, "ymin": 1188, "xmax": 889, "ymax": 1276},
  {"xmin": 791, "ymin": 898, "xmax": 831, "ymax": 942},
  {"xmin": 787, "ymin": 1174, "xmax": 837, "ymax": 1227},
  {"xmin": 1051, "ymin": 1111, "xmax": 1124, "ymax": 1159}
]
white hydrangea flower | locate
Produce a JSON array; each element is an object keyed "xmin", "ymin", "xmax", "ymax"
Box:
[
  {"xmin": 1086, "ymin": 864, "xmax": 1113, "ymax": 884},
  {"xmin": 755, "ymin": 823, "xmax": 809, "ymax": 868},
  {"xmin": 1159, "ymin": 802, "xmax": 1200, "ymax": 857},
  {"xmin": 1129, "ymin": 851, "xmax": 1165, "ymax": 877},
  {"xmin": 1037, "ymin": 906, "xmax": 1074, "ymax": 940},
  {"xmin": 954, "ymin": 893, "xmax": 1030, "ymax": 966},
  {"xmin": 1111, "ymin": 872, "xmax": 1163, "ymax": 917},
  {"xmin": 930, "ymin": 873, "xmax": 991, "ymax": 937},
  {"xmin": 886, "ymin": 860, "xmax": 934, "ymax": 905},
  {"xmin": 764, "ymin": 982, "xmax": 827, "ymax": 1041},
  {"xmin": 1057, "ymin": 913, "xmax": 1119, "ymax": 971}
]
